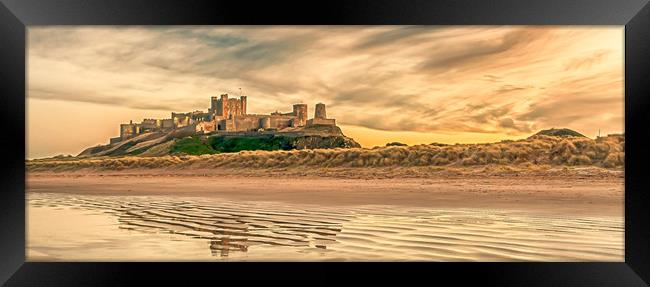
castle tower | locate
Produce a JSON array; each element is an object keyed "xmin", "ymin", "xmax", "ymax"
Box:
[
  {"xmin": 293, "ymin": 104, "xmax": 308, "ymax": 126},
  {"xmin": 240, "ymin": 96, "xmax": 247, "ymax": 115},
  {"xmin": 210, "ymin": 96, "xmax": 219, "ymax": 114},
  {"xmin": 315, "ymin": 103, "xmax": 326, "ymax": 119},
  {"xmin": 220, "ymin": 94, "xmax": 229, "ymax": 118}
]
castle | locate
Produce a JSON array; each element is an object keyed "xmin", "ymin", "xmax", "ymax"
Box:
[{"xmin": 112, "ymin": 94, "xmax": 336, "ymax": 144}]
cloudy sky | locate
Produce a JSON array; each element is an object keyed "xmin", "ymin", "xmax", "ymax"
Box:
[{"xmin": 27, "ymin": 26, "xmax": 624, "ymax": 159}]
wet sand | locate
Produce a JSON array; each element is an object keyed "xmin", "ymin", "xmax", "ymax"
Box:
[
  {"xmin": 27, "ymin": 192, "xmax": 623, "ymax": 261},
  {"xmin": 26, "ymin": 170, "xmax": 624, "ymax": 261},
  {"xmin": 27, "ymin": 171, "xmax": 624, "ymax": 217}
]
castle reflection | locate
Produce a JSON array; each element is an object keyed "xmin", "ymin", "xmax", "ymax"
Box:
[
  {"xmin": 210, "ymin": 237, "xmax": 249, "ymax": 257},
  {"xmin": 208, "ymin": 225, "xmax": 250, "ymax": 257},
  {"xmin": 107, "ymin": 199, "xmax": 343, "ymax": 258}
]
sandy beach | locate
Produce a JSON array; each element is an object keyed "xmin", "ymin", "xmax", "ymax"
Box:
[
  {"xmin": 25, "ymin": 168, "xmax": 625, "ymax": 261},
  {"xmin": 27, "ymin": 168, "xmax": 624, "ymax": 217}
]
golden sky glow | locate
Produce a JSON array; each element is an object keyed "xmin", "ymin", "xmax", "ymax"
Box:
[{"xmin": 27, "ymin": 26, "xmax": 624, "ymax": 158}]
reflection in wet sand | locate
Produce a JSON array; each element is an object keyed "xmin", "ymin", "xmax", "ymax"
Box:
[
  {"xmin": 211, "ymin": 238, "xmax": 248, "ymax": 257},
  {"xmin": 27, "ymin": 193, "xmax": 623, "ymax": 261}
]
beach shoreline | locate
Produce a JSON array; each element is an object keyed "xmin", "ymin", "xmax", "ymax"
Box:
[{"xmin": 27, "ymin": 168, "xmax": 624, "ymax": 217}]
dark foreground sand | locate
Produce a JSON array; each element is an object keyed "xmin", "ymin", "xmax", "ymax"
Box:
[{"xmin": 27, "ymin": 168, "xmax": 624, "ymax": 217}]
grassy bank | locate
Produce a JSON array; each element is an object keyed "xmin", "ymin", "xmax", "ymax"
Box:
[{"xmin": 170, "ymin": 135, "xmax": 302, "ymax": 155}]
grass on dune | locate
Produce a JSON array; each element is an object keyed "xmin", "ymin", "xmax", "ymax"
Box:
[{"xmin": 27, "ymin": 135, "xmax": 624, "ymax": 172}]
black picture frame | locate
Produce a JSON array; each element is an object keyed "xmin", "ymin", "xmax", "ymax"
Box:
[{"xmin": 1, "ymin": 0, "xmax": 649, "ymax": 286}]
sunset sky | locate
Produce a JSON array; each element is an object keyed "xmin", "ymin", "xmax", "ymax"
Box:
[{"xmin": 27, "ymin": 26, "xmax": 624, "ymax": 159}]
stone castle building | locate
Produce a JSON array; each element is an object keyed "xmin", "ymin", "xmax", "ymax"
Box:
[{"xmin": 112, "ymin": 94, "xmax": 335, "ymax": 144}]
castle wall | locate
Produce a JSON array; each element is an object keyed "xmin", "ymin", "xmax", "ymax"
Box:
[
  {"xmin": 196, "ymin": 121, "xmax": 216, "ymax": 133},
  {"xmin": 161, "ymin": 119, "xmax": 174, "ymax": 130},
  {"xmin": 307, "ymin": 118, "xmax": 336, "ymax": 126},
  {"xmin": 214, "ymin": 114, "xmax": 300, "ymax": 131},
  {"xmin": 142, "ymin": 119, "xmax": 157, "ymax": 126},
  {"xmin": 109, "ymin": 136, "xmax": 122, "ymax": 145},
  {"xmin": 214, "ymin": 114, "xmax": 291, "ymax": 132},
  {"xmin": 269, "ymin": 115, "xmax": 295, "ymax": 129},
  {"xmin": 232, "ymin": 116, "xmax": 261, "ymax": 131},
  {"xmin": 223, "ymin": 119, "xmax": 236, "ymax": 131},
  {"xmin": 140, "ymin": 119, "xmax": 158, "ymax": 132},
  {"xmin": 190, "ymin": 112, "xmax": 211, "ymax": 122},
  {"xmin": 260, "ymin": 117, "xmax": 271, "ymax": 129},
  {"xmin": 120, "ymin": 123, "xmax": 137, "ymax": 140},
  {"xmin": 172, "ymin": 112, "xmax": 192, "ymax": 128}
]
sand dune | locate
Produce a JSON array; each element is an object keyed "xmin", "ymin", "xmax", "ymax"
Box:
[{"xmin": 28, "ymin": 135, "xmax": 624, "ymax": 173}]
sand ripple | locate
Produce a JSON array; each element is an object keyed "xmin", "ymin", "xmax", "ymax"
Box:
[{"xmin": 27, "ymin": 193, "xmax": 623, "ymax": 261}]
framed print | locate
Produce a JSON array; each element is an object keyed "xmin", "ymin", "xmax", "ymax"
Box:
[{"xmin": 1, "ymin": 0, "xmax": 650, "ymax": 285}]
